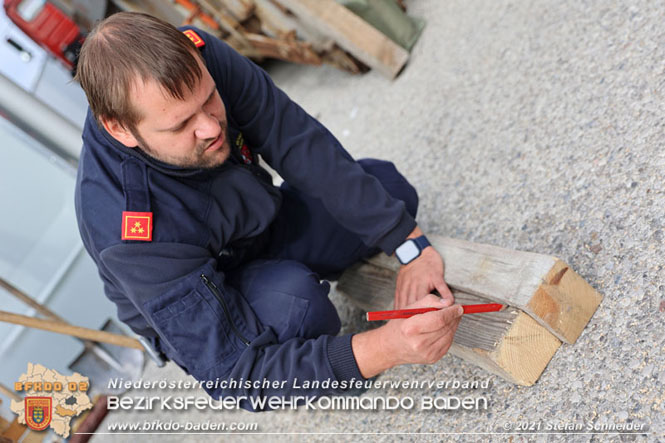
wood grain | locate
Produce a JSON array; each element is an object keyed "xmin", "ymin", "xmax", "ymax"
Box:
[{"xmin": 274, "ymin": 0, "xmax": 409, "ymax": 78}]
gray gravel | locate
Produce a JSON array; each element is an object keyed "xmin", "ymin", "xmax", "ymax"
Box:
[{"xmin": 94, "ymin": 0, "xmax": 665, "ymax": 441}]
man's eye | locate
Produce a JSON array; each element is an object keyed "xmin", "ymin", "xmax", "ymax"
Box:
[{"xmin": 205, "ymin": 91, "xmax": 217, "ymax": 106}]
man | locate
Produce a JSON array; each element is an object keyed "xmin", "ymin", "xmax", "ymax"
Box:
[{"xmin": 74, "ymin": 12, "xmax": 461, "ymax": 409}]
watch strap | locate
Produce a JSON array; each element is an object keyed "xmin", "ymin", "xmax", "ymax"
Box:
[{"xmin": 412, "ymin": 235, "xmax": 431, "ymax": 251}]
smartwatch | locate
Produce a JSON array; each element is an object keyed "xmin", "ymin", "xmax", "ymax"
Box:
[{"xmin": 395, "ymin": 235, "xmax": 431, "ymax": 265}]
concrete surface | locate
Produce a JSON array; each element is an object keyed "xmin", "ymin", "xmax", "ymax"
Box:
[{"xmin": 93, "ymin": 0, "xmax": 665, "ymax": 441}]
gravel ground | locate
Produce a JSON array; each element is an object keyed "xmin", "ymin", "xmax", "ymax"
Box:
[{"xmin": 94, "ymin": 0, "xmax": 665, "ymax": 441}]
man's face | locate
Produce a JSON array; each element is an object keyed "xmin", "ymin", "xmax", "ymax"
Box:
[{"xmin": 121, "ymin": 56, "xmax": 231, "ymax": 169}]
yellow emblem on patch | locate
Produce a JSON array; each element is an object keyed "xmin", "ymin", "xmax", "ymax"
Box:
[{"xmin": 183, "ymin": 29, "xmax": 205, "ymax": 48}]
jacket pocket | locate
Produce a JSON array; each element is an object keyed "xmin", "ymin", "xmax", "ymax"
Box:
[{"xmin": 144, "ymin": 272, "xmax": 251, "ymax": 376}]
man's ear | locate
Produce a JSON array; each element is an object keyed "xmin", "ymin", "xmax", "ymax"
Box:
[{"xmin": 101, "ymin": 118, "xmax": 139, "ymax": 148}]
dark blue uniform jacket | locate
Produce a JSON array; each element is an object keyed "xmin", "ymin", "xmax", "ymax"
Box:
[{"xmin": 75, "ymin": 26, "xmax": 416, "ymax": 407}]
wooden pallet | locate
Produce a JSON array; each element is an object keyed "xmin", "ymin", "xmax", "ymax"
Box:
[
  {"xmin": 337, "ymin": 235, "xmax": 603, "ymax": 385},
  {"xmin": 112, "ymin": 0, "xmax": 409, "ymax": 78}
]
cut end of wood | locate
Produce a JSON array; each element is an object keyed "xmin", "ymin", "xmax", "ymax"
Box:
[
  {"xmin": 492, "ymin": 312, "xmax": 562, "ymax": 386},
  {"xmin": 527, "ymin": 260, "xmax": 603, "ymax": 344}
]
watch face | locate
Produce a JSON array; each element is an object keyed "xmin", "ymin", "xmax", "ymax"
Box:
[{"xmin": 396, "ymin": 240, "xmax": 420, "ymax": 264}]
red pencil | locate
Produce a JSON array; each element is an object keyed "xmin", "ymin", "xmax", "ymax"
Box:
[{"xmin": 366, "ymin": 303, "xmax": 505, "ymax": 321}]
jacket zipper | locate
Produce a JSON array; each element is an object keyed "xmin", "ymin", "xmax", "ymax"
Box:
[{"xmin": 200, "ymin": 274, "xmax": 251, "ymax": 346}]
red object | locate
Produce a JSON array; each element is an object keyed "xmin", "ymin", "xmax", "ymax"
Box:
[
  {"xmin": 4, "ymin": 0, "xmax": 84, "ymax": 69},
  {"xmin": 24, "ymin": 397, "xmax": 52, "ymax": 431},
  {"xmin": 462, "ymin": 303, "xmax": 505, "ymax": 314},
  {"xmin": 70, "ymin": 395, "xmax": 109, "ymax": 443},
  {"xmin": 183, "ymin": 28, "xmax": 205, "ymax": 48},
  {"xmin": 366, "ymin": 303, "xmax": 505, "ymax": 321},
  {"xmin": 121, "ymin": 211, "xmax": 153, "ymax": 241}
]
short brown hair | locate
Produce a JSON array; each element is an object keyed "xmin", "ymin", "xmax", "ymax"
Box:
[{"xmin": 74, "ymin": 12, "xmax": 203, "ymax": 130}]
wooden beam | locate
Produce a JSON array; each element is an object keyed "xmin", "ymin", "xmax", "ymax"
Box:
[
  {"xmin": 0, "ymin": 311, "xmax": 145, "ymax": 350},
  {"xmin": 338, "ymin": 259, "xmax": 562, "ymax": 385},
  {"xmin": 274, "ymin": 0, "xmax": 409, "ymax": 78},
  {"xmin": 321, "ymin": 46, "xmax": 367, "ymax": 75},
  {"xmin": 350, "ymin": 236, "xmax": 602, "ymax": 344},
  {"xmin": 175, "ymin": 0, "xmax": 220, "ymax": 30},
  {"xmin": 1, "ymin": 418, "xmax": 27, "ymax": 442},
  {"xmin": 254, "ymin": 0, "xmax": 334, "ymax": 52},
  {"xmin": 194, "ymin": 0, "xmax": 262, "ymax": 57},
  {"xmin": 337, "ymin": 235, "xmax": 602, "ymax": 385},
  {"xmin": 218, "ymin": 0, "xmax": 255, "ymax": 21},
  {"xmin": 244, "ymin": 32, "xmax": 321, "ymax": 65}
]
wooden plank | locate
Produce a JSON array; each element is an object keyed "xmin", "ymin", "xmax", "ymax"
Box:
[
  {"xmin": 1, "ymin": 418, "xmax": 26, "ymax": 442},
  {"xmin": 254, "ymin": 0, "xmax": 334, "ymax": 52},
  {"xmin": 70, "ymin": 395, "xmax": 108, "ymax": 443},
  {"xmin": 321, "ymin": 46, "xmax": 366, "ymax": 75},
  {"xmin": 218, "ymin": 0, "xmax": 255, "ymax": 21},
  {"xmin": 337, "ymin": 235, "xmax": 602, "ymax": 385},
  {"xmin": 0, "ymin": 311, "xmax": 145, "ymax": 350},
  {"xmin": 194, "ymin": 0, "xmax": 261, "ymax": 57},
  {"xmin": 22, "ymin": 430, "xmax": 44, "ymax": 443},
  {"xmin": 0, "ymin": 414, "xmax": 10, "ymax": 438},
  {"xmin": 274, "ymin": 0, "xmax": 409, "ymax": 78},
  {"xmin": 244, "ymin": 32, "xmax": 321, "ymax": 65},
  {"xmin": 174, "ymin": 0, "xmax": 220, "ymax": 30}
]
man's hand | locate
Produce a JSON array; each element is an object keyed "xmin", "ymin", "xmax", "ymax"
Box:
[
  {"xmin": 395, "ymin": 228, "xmax": 453, "ymax": 308},
  {"xmin": 352, "ymin": 294, "xmax": 463, "ymax": 378}
]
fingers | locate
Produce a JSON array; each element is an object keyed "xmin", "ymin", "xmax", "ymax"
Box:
[
  {"xmin": 405, "ymin": 303, "xmax": 463, "ymax": 334},
  {"xmin": 408, "ymin": 293, "xmax": 446, "ymax": 309},
  {"xmin": 395, "ymin": 277, "xmax": 428, "ymax": 309},
  {"xmin": 428, "ymin": 319, "xmax": 460, "ymax": 359},
  {"xmin": 434, "ymin": 280, "xmax": 454, "ymax": 306},
  {"xmin": 400, "ymin": 279, "xmax": 436, "ymax": 308},
  {"xmin": 406, "ymin": 311, "xmax": 461, "ymax": 364},
  {"xmin": 394, "ymin": 276, "xmax": 408, "ymax": 309}
]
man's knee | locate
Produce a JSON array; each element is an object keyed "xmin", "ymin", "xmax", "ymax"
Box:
[
  {"xmin": 272, "ymin": 261, "xmax": 341, "ymax": 339},
  {"xmin": 357, "ymin": 158, "xmax": 418, "ymax": 218},
  {"xmin": 240, "ymin": 260, "xmax": 340, "ymax": 340}
]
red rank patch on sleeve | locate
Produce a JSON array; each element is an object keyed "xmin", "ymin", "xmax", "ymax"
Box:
[
  {"xmin": 121, "ymin": 211, "xmax": 153, "ymax": 241},
  {"xmin": 183, "ymin": 29, "xmax": 205, "ymax": 48}
]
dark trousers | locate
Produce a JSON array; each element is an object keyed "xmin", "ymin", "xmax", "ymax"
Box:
[{"xmin": 226, "ymin": 159, "xmax": 418, "ymax": 343}]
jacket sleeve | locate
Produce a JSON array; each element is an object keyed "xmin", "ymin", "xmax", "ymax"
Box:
[
  {"xmin": 100, "ymin": 242, "xmax": 365, "ymax": 410},
  {"xmin": 194, "ymin": 27, "xmax": 416, "ymax": 255}
]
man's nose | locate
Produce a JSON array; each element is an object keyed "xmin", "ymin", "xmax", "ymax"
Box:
[{"xmin": 194, "ymin": 113, "xmax": 221, "ymax": 140}]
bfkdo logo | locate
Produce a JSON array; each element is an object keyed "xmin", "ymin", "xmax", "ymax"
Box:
[
  {"xmin": 11, "ymin": 363, "xmax": 93, "ymax": 438},
  {"xmin": 24, "ymin": 397, "xmax": 52, "ymax": 431}
]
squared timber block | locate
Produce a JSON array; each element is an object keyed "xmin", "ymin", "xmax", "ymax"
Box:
[{"xmin": 336, "ymin": 235, "xmax": 603, "ymax": 386}]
